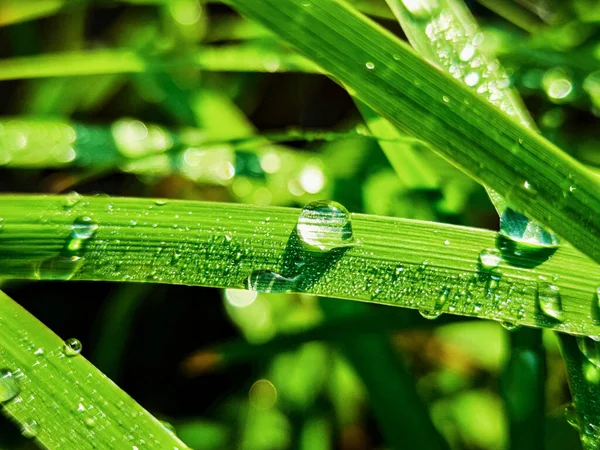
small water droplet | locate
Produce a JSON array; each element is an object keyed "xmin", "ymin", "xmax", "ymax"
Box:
[
  {"xmin": 584, "ymin": 361, "xmax": 600, "ymax": 384},
  {"xmin": 71, "ymin": 216, "xmax": 98, "ymax": 239},
  {"xmin": 20, "ymin": 420, "xmax": 40, "ymax": 439},
  {"xmin": 500, "ymin": 321, "xmax": 520, "ymax": 331},
  {"xmin": 244, "ymin": 270, "xmax": 301, "ymax": 293},
  {"xmin": 464, "ymin": 72, "xmax": 479, "ymax": 86},
  {"xmin": 365, "ymin": 62, "xmax": 375, "ymax": 70},
  {"xmin": 479, "ymin": 248, "xmax": 502, "ymax": 270},
  {"xmin": 64, "ymin": 338, "xmax": 82, "ymax": 356},
  {"xmin": 85, "ymin": 417, "xmax": 96, "ymax": 428},
  {"xmin": 565, "ymin": 404, "xmax": 579, "ymax": 430},
  {"xmin": 63, "ymin": 191, "xmax": 82, "ymax": 210},
  {"xmin": 0, "ymin": 369, "xmax": 20, "ymax": 403},
  {"xmin": 155, "ymin": 200, "xmax": 167, "ymax": 206},
  {"xmin": 400, "ymin": 0, "xmax": 440, "ymax": 18},
  {"xmin": 419, "ymin": 309, "xmax": 442, "ymax": 320},
  {"xmin": 36, "ymin": 256, "xmax": 83, "ymax": 281},
  {"xmin": 578, "ymin": 337, "xmax": 600, "ymax": 368},
  {"xmin": 297, "ymin": 200, "xmax": 354, "ymax": 252},
  {"xmin": 442, "ymin": 95, "xmax": 450, "ymax": 103},
  {"xmin": 538, "ymin": 283, "xmax": 564, "ymax": 321}
]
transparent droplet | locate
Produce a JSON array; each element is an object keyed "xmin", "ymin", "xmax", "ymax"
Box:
[
  {"xmin": 0, "ymin": 369, "xmax": 20, "ymax": 403},
  {"xmin": 71, "ymin": 216, "xmax": 98, "ymax": 240},
  {"xmin": 85, "ymin": 417, "xmax": 96, "ymax": 428},
  {"xmin": 160, "ymin": 420, "xmax": 177, "ymax": 435},
  {"xmin": 419, "ymin": 309, "xmax": 442, "ymax": 320},
  {"xmin": 155, "ymin": 200, "xmax": 167, "ymax": 206},
  {"xmin": 297, "ymin": 200, "xmax": 354, "ymax": 251},
  {"xmin": 479, "ymin": 248, "xmax": 502, "ymax": 270},
  {"xmin": 64, "ymin": 338, "xmax": 82, "ymax": 356},
  {"xmin": 538, "ymin": 283, "xmax": 564, "ymax": 321},
  {"xmin": 36, "ymin": 256, "xmax": 83, "ymax": 281},
  {"xmin": 63, "ymin": 191, "xmax": 82, "ymax": 210},
  {"xmin": 20, "ymin": 420, "xmax": 40, "ymax": 439},
  {"xmin": 244, "ymin": 270, "xmax": 301, "ymax": 293},
  {"xmin": 365, "ymin": 62, "xmax": 375, "ymax": 70},
  {"xmin": 578, "ymin": 337, "xmax": 600, "ymax": 369},
  {"xmin": 464, "ymin": 72, "xmax": 479, "ymax": 86},
  {"xmin": 499, "ymin": 208, "xmax": 559, "ymax": 251},
  {"xmin": 565, "ymin": 404, "xmax": 579, "ymax": 430},
  {"xmin": 500, "ymin": 321, "xmax": 520, "ymax": 331}
]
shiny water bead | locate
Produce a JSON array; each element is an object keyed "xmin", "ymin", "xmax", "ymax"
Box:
[
  {"xmin": 479, "ymin": 248, "xmax": 502, "ymax": 270},
  {"xmin": 499, "ymin": 208, "xmax": 559, "ymax": 247},
  {"xmin": 244, "ymin": 270, "xmax": 301, "ymax": 293},
  {"xmin": 578, "ymin": 337, "xmax": 600, "ymax": 369},
  {"xmin": 20, "ymin": 420, "xmax": 40, "ymax": 439},
  {"xmin": 0, "ymin": 369, "xmax": 20, "ymax": 403},
  {"xmin": 400, "ymin": 0, "xmax": 440, "ymax": 19},
  {"xmin": 64, "ymin": 338, "xmax": 83, "ymax": 356},
  {"xmin": 297, "ymin": 200, "xmax": 354, "ymax": 252},
  {"xmin": 36, "ymin": 256, "xmax": 83, "ymax": 281},
  {"xmin": 537, "ymin": 283, "xmax": 564, "ymax": 321}
]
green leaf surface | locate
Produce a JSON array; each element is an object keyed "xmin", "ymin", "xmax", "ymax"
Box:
[
  {"xmin": 0, "ymin": 290, "xmax": 189, "ymax": 449},
  {"xmin": 0, "ymin": 195, "xmax": 598, "ymax": 336},
  {"xmin": 223, "ymin": 0, "xmax": 600, "ymax": 265}
]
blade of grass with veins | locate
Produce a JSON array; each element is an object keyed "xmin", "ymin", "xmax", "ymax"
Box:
[
  {"xmin": 383, "ymin": 1, "xmax": 553, "ymax": 448},
  {"xmin": 223, "ymin": 0, "xmax": 600, "ymax": 265},
  {"xmin": 0, "ymin": 290, "xmax": 189, "ymax": 449},
  {"xmin": 0, "ymin": 195, "xmax": 598, "ymax": 336}
]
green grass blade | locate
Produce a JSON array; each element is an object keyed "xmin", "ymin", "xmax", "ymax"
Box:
[
  {"xmin": 557, "ymin": 334, "xmax": 600, "ymax": 449},
  {"xmin": 223, "ymin": 0, "xmax": 600, "ymax": 264},
  {"xmin": 0, "ymin": 45, "xmax": 318, "ymax": 81},
  {"xmin": 0, "ymin": 195, "xmax": 598, "ymax": 335},
  {"xmin": 0, "ymin": 290, "xmax": 189, "ymax": 449}
]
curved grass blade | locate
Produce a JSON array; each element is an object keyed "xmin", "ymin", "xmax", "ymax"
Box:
[
  {"xmin": 0, "ymin": 45, "xmax": 318, "ymax": 81},
  {"xmin": 558, "ymin": 334, "xmax": 600, "ymax": 450},
  {"xmin": 0, "ymin": 195, "xmax": 598, "ymax": 336},
  {"xmin": 0, "ymin": 290, "xmax": 189, "ymax": 449},
  {"xmin": 223, "ymin": 0, "xmax": 600, "ymax": 264}
]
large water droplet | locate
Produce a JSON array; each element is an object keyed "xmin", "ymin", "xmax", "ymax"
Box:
[
  {"xmin": 0, "ymin": 369, "xmax": 20, "ymax": 403},
  {"xmin": 20, "ymin": 420, "xmax": 40, "ymax": 439},
  {"xmin": 578, "ymin": 337, "xmax": 600, "ymax": 369},
  {"xmin": 297, "ymin": 200, "xmax": 354, "ymax": 252},
  {"xmin": 71, "ymin": 216, "xmax": 98, "ymax": 240},
  {"xmin": 36, "ymin": 256, "xmax": 83, "ymax": 281},
  {"xmin": 419, "ymin": 309, "xmax": 442, "ymax": 320},
  {"xmin": 244, "ymin": 270, "xmax": 301, "ymax": 293},
  {"xmin": 64, "ymin": 338, "xmax": 82, "ymax": 356},
  {"xmin": 538, "ymin": 283, "xmax": 564, "ymax": 321},
  {"xmin": 63, "ymin": 191, "xmax": 82, "ymax": 210},
  {"xmin": 499, "ymin": 208, "xmax": 559, "ymax": 248},
  {"xmin": 479, "ymin": 248, "xmax": 502, "ymax": 270}
]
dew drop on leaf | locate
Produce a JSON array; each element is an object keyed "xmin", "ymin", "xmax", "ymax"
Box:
[
  {"xmin": 20, "ymin": 420, "xmax": 40, "ymax": 439},
  {"xmin": 36, "ymin": 256, "xmax": 83, "ymax": 281},
  {"xmin": 537, "ymin": 283, "xmax": 564, "ymax": 321},
  {"xmin": 577, "ymin": 337, "xmax": 600, "ymax": 369},
  {"xmin": 0, "ymin": 369, "xmax": 20, "ymax": 403},
  {"xmin": 63, "ymin": 191, "xmax": 82, "ymax": 210},
  {"xmin": 296, "ymin": 200, "xmax": 354, "ymax": 252},
  {"xmin": 64, "ymin": 338, "xmax": 83, "ymax": 356},
  {"xmin": 419, "ymin": 309, "xmax": 442, "ymax": 320},
  {"xmin": 500, "ymin": 321, "xmax": 520, "ymax": 331},
  {"xmin": 244, "ymin": 270, "xmax": 301, "ymax": 293},
  {"xmin": 479, "ymin": 248, "xmax": 502, "ymax": 270}
]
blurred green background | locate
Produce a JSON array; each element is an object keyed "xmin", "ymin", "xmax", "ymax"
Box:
[{"xmin": 0, "ymin": 0, "xmax": 599, "ymax": 448}]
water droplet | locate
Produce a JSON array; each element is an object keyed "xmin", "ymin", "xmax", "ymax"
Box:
[
  {"xmin": 63, "ymin": 191, "xmax": 82, "ymax": 210},
  {"xmin": 155, "ymin": 199, "xmax": 167, "ymax": 206},
  {"xmin": 160, "ymin": 420, "xmax": 177, "ymax": 435},
  {"xmin": 464, "ymin": 72, "xmax": 479, "ymax": 86},
  {"xmin": 419, "ymin": 309, "xmax": 442, "ymax": 320},
  {"xmin": 500, "ymin": 321, "xmax": 520, "ymax": 331},
  {"xmin": 297, "ymin": 200, "xmax": 354, "ymax": 252},
  {"xmin": 0, "ymin": 369, "xmax": 20, "ymax": 403},
  {"xmin": 499, "ymin": 208, "xmax": 559, "ymax": 250},
  {"xmin": 244, "ymin": 270, "xmax": 301, "ymax": 293},
  {"xmin": 442, "ymin": 95, "xmax": 450, "ymax": 103},
  {"xmin": 36, "ymin": 256, "xmax": 83, "ymax": 281},
  {"xmin": 64, "ymin": 338, "xmax": 82, "ymax": 356},
  {"xmin": 578, "ymin": 337, "xmax": 600, "ymax": 368},
  {"xmin": 20, "ymin": 420, "xmax": 40, "ymax": 439},
  {"xmin": 564, "ymin": 404, "xmax": 580, "ymax": 431},
  {"xmin": 538, "ymin": 283, "xmax": 564, "ymax": 321},
  {"xmin": 479, "ymin": 248, "xmax": 502, "ymax": 270},
  {"xmin": 85, "ymin": 417, "xmax": 96, "ymax": 428},
  {"xmin": 365, "ymin": 62, "xmax": 375, "ymax": 70}
]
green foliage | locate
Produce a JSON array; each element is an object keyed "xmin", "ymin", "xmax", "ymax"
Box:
[{"xmin": 0, "ymin": 0, "xmax": 599, "ymax": 449}]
